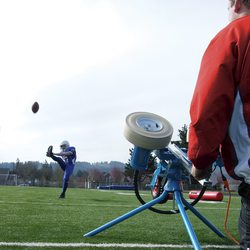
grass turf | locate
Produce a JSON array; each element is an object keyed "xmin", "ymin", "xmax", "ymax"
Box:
[{"xmin": 0, "ymin": 186, "xmax": 241, "ymax": 249}]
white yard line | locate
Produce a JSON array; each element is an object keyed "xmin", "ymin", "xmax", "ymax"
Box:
[
  {"xmin": 0, "ymin": 242, "xmax": 240, "ymax": 249},
  {"xmin": 0, "ymin": 200, "xmax": 241, "ymax": 210}
]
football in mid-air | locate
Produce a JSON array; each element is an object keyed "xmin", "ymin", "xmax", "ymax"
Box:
[{"xmin": 32, "ymin": 102, "xmax": 39, "ymax": 113}]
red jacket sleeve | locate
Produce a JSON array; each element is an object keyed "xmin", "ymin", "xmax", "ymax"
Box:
[{"xmin": 187, "ymin": 22, "xmax": 239, "ymax": 169}]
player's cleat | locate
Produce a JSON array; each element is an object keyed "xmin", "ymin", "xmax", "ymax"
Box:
[
  {"xmin": 46, "ymin": 146, "xmax": 53, "ymax": 157},
  {"xmin": 59, "ymin": 193, "xmax": 65, "ymax": 199},
  {"xmin": 152, "ymin": 177, "xmax": 162, "ymax": 199}
]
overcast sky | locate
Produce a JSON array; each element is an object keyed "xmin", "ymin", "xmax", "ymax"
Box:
[{"xmin": 0, "ymin": 0, "xmax": 228, "ymax": 163}]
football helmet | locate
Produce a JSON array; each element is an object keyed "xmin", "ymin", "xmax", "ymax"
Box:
[{"xmin": 60, "ymin": 140, "xmax": 70, "ymax": 151}]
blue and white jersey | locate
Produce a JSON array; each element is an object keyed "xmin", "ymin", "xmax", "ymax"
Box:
[{"xmin": 63, "ymin": 146, "xmax": 76, "ymax": 166}]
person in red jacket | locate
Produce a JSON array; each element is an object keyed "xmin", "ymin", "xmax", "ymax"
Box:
[{"xmin": 188, "ymin": 0, "xmax": 250, "ymax": 248}]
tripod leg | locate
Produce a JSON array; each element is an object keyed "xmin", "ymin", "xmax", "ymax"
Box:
[
  {"xmin": 174, "ymin": 191, "xmax": 201, "ymax": 250},
  {"xmin": 181, "ymin": 194, "xmax": 225, "ymax": 238},
  {"xmin": 84, "ymin": 190, "xmax": 169, "ymax": 237}
]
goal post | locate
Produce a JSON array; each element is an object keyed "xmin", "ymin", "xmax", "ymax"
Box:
[{"xmin": 0, "ymin": 174, "xmax": 17, "ymax": 186}]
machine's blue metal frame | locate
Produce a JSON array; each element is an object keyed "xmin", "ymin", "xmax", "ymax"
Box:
[{"xmin": 84, "ymin": 145, "xmax": 225, "ymax": 250}]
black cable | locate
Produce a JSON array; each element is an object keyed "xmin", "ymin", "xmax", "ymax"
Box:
[{"xmin": 134, "ymin": 170, "xmax": 207, "ymax": 214}]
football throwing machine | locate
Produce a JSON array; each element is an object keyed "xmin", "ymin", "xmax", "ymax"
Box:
[{"xmin": 84, "ymin": 112, "xmax": 225, "ymax": 250}]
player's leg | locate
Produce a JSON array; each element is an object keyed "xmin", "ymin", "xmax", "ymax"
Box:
[
  {"xmin": 46, "ymin": 146, "xmax": 66, "ymax": 171},
  {"xmin": 238, "ymin": 182, "xmax": 250, "ymax": 249},
  {"xmin": 59, "ymin": 165, "xmax": 74, "ymax": 199},
  {"xmin": 51, "ymin": 155, "xmax": 66, "ymax": 171},
  {"xmin": 46, "ymin": 146, "xmax": 53, "ymax": 157},
  {"xmin": 238, "ymin": 197, "xmax": 250, "ymax": 249}
]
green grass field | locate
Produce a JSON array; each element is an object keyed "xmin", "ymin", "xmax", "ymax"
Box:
[{"xmin": 0, "ymin": 186, "xmax": 241, "ymax": 250}]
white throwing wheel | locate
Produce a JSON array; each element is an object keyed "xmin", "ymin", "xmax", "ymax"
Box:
[{"xmin": 124, "ymin": 112, "xmax": 173, "ymax": 150}]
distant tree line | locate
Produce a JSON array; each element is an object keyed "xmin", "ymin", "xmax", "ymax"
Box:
[
  {"xmin": 0, "ymin": 125, "xmax": 189, "ymax": 188},
  {"xmin": 0, "ymin": 159, "xmax": 127, "ymax": 188}
]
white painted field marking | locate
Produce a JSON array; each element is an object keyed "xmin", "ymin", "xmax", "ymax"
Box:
[
  {"xmin": 0, "ymin": 200, "xmax": 136, "ymax": 208},
  {"xmin": 0, "ymin": 242, "xmax": 240, "ymax": 249},
  {"xmin": 0, "ymin": 200, "xmax": 241, "ymax": 210},
  {"xmin": 116, "ymin": 192, "xmax": 135, "ymax": 196},
  {"xmin": 117, "ymin": 192, "xmax": 147, "ymax": 196}
]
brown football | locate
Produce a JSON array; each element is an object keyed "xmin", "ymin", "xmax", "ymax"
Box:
[{"xmin": 32, "ymin": 102, "xmax": 39, "ymax": 113}]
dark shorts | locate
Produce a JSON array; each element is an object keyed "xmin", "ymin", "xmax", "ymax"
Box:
[{"xmin": 238, "ymin": 182, "xmax": 250, "ymax": 250}]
